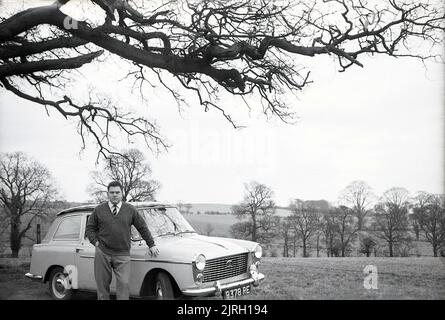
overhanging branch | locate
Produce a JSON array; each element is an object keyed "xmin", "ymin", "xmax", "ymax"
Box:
[{"xmin": 0, "ymin": 50, "xmax": 103, "ymax": 77}]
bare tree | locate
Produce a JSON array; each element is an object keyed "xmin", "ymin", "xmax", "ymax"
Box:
[
  {"xmin": 0, "ymin": 0, "xmax": 443, "ymax": 159},
  {"xmin": 339, "ymin": 180, "xmax": 375, "ymax": 230},
  {"xmin": 409, "ymin": 214, "xmax": 421, "ymax": 241},
  {"xmin": 0, "ymin": 152, "xmax": 57, "ymax": 257},
  {"xmin": 321, "ymin": 213, "xmax": 338, "ymax": 257},
  {"xmin": 89, "ymin": 148, "xmax": 160, "ymax": 202},
  {"xmin": 291, "ymin": 229, "xmax": 299, "ymax": 257},
  {"xmin": 373, "ymin": 187, "xmax": 411, "ymax": 257},
  {"xmin": 231, "ymin": 181, "xmax": 276, "ymax": 242},
  {"xmin": 334, "ymin": 205, "xmax": 359, "ymax": 257},
  {"xmin": 413, "ymin": 193, "xmax": 445, "ymax": 257},
  {"xmin": 0, "ymin": 207, "xmax": 10, "ymax": 244},
  {"xmin": 289, "ymin": 201, "xmax": 321, "ymax": 257},
  {"xmin": 315, "ymin": 230, "xmax": 322, "ymax": 257},
  {"xmin": 279, "ymin": 216, "xmax": 292, "ymax": 257},
  {"xmin": 229, "ymin": 220, "xmax": 252, "ymax": 240},
  {"xmin": 411, "ymin": 191, "xmax": 434, "ymax": 240},
  {"xmin": 359, "ymin": 235, "xmax": 377, "ymax": 257},
  {"xmin": 394, "ymin": 237, "xmax": 414, "ymax": 257}
]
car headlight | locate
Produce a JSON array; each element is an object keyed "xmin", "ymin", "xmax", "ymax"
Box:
[
  {"xmin": 194, "ymin": 254, "xmax": 206, "ymax": 271},
  {"xmin": 254, "ymin": 244, "xmax": 262, "ymax": 259}
]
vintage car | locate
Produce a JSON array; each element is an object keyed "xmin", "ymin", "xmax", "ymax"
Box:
[{"xmin": 25, "ymin": 202, "xmax": 265, "ymax": 300}]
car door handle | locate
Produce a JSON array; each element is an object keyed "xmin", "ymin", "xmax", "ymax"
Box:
[{"xmin": 75, "ymin": 248, "xmax": 84, "ymax": 253}]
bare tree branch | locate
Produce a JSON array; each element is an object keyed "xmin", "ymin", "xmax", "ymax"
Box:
[{"xmin": 0, "ymin": 0, "xmax": 443, "ymax": 158}]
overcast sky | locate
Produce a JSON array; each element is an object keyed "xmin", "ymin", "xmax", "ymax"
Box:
[{"xmin": 0, "ymin": 1, "xmax": 443, "ymax": 206}]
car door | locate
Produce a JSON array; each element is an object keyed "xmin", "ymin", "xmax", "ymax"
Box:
[
  {"xmin": 51, "ymin": 214, "xmax": 83, "ymax": 288},
  {"xmin": 75, "ymin": 213, "xmax": 121, "ymax": 292},
  {"xmin": 75, "ymin": 213, "xmax": 98, "ymax": 291}
]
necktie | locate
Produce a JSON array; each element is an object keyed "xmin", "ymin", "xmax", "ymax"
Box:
[{"xmin": 113, "ymin": 204, "xmax": 118, "ymax": 216}]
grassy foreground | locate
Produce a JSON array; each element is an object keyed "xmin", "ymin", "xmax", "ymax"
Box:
[
  {"xmin": 243, "ymin": 257, "xmax": 445, "ymax": 299},
  {"xmin": 0, "ymin": 257, "xmax": 444, "ymax": 300}
]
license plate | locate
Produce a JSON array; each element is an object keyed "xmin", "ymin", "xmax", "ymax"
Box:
[{"xmin": 222, "ymin": 284, "xmax": 251, "ymax": 299}]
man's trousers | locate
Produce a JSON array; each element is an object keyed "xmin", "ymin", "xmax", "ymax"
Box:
[{"xmin": 94, "ymin": 246, "xmax": 131, "ymax": 300}]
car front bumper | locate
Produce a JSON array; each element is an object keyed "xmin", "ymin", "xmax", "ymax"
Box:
[{"xmin": 181, "ymin": 272, "xmax": 265, "ymax": 297}]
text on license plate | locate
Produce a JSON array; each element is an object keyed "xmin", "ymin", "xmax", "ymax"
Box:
[{"xmin": 223, "ymin": 285, "xmax": 251, "ymax": 299}]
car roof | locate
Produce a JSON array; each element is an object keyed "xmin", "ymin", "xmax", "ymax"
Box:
[{"xmin": 56, "ymin": 202, "xmax": 175, "ymax": 216}]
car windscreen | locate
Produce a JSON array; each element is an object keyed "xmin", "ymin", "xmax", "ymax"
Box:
[{"xmin": 131, "ymin": 207, "xmax": 196, "ymax": 240}]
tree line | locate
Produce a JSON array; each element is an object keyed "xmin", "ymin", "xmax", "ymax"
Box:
[{"xmin": 229, "ymin": 181, "xmax": 445, "ymax": 258}]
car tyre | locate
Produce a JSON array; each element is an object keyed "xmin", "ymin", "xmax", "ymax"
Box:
[
  {"xmin": 48, "ymin": 267, "xmax": 75, "ymax": 300},
  {"xmin": 154, "ymin": 272, "xmax": 174, "ymax": 300}
]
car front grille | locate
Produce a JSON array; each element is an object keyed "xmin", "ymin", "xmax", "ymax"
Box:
[{"xmin": 203, "ymin": 253, "xmax": 249, "ymax": 283}]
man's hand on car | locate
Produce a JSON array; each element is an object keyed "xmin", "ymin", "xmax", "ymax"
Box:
[{"xmin": 148, "ymin": 246, "xmax": 159, "ymax": 257}]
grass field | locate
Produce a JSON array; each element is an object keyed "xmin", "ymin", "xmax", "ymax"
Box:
[
  {"xmin": 1, "ymin": 257, "xmax": 443, "ymax": 300},
  {"xmin": 244, "ymin": 257, "xmax": 445, "ymax": 300}
]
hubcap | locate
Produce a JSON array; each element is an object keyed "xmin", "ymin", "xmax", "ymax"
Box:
[{"xmin": 52, "ymin": 272, "xmax": 68, "ymax": 299}]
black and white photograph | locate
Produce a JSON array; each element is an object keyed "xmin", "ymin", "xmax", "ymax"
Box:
[{"xmin": 0, "ymin": 0, "xmax": 444, "ymax": 307}]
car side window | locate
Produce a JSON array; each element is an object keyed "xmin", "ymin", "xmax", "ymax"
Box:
[
  {"xmin": 53, "ymin": 215, "xmax": 82, "ymax": 241},
  {"xmin": 131, "ymin": 225, "xmax": 142, "ymax": 241}
]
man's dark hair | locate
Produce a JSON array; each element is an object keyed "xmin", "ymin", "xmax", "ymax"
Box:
[{"xmin": 107, "ymin": 181, "xmax": 123, "ymax": 192}]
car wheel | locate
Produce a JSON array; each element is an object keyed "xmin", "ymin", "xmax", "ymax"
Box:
[
  {"xmin": 48, "ymin": 267, "xmax": 75, "ymax": 300},
  {"xmin": 154, "ymin": 272, "xmax": 174, "ymax": 300}
]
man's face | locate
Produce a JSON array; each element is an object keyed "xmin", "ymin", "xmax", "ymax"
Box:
[{"xmin": 108, "ymin": 186, "xmax": 123, "ymax": 204}]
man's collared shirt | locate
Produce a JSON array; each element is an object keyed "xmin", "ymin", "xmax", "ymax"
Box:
[{"xmin": 108, "ymin": 201, "xmax": 122, "ymax": 215}]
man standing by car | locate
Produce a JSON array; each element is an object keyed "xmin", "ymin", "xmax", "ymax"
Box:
[{"xmin": 86, "ymin": 180, "xmax": 159, "ymax": 300}]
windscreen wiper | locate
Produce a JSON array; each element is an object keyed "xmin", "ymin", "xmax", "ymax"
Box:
[
  {"xmin": 177, "ymin": 230, "xmax": 197, "ymax": 235},
  {"xmin": 156, "ymin": 231, "xmax": 177, "ymax": 237}
]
